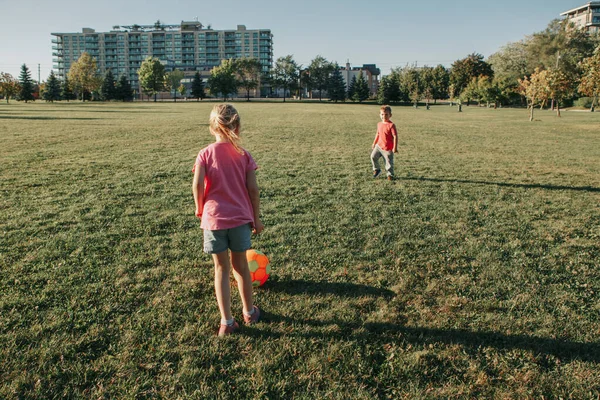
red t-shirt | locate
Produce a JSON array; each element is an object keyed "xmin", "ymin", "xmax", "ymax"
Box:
[
  {"xmin": 375, "ymin": 121, "xmax": 397, "ymax": 151},
  {"xmin": 193, "ymin": 143, "xmax": 258, "ymax": 230}
]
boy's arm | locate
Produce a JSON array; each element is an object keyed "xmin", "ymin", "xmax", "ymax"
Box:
[
  {"xmin": 392, "ymin": 124, "xmax": 398, "ymax": 153},
  {"xmin": 246, "ymin": 169, "xmax": 264, "ymax": 234},
  {"xmin": 192, "ymin": 164, "xmax": 205, "ymax": 218},
  {"xmin": 372, "ymin": 130, "xmax": 378, "ymax": 149}
]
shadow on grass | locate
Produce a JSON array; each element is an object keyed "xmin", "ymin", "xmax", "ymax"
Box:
[
  {"xmin": 402, "ymin": 175, "xmax": 600, "ymax": 193},
  {"xmin": 0, "ymin": 116, "xmax": 100, "ymax": 120},
  {"xmin": 254, "ymin": 279, "xmax": 599, "ymax": 364},
  {"xmin": 263, "ymin": 279, "xmax": 395, "ymax": 298}
]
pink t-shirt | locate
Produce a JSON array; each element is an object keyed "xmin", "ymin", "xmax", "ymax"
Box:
[{"xmin": 193, "ymin": 142, "xmax": 258, "ymax": 230}]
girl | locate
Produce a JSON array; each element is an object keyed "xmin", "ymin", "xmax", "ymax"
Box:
[{"xmin": 192, "ymin": 104, "xmax": 264, "ymax": 336}]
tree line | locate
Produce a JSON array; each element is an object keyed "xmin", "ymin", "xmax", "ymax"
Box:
[{"xmin": 1, "ymin": 19, "xmax": 599, "ymax": 110}]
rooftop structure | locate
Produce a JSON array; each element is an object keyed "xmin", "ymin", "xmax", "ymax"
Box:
[{"xmin": 560, "ymin": 2, "xmax": 600, "ymax": 33}]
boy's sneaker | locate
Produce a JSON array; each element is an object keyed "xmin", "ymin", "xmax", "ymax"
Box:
[
  {"xmin": 387, "ymin": 175, "xmax": 394, "ymax": 181},
  {"xmin": 218, "ymin": 320, "xmax": 239, "ymax": 336},
  {"xmin": 243, "ymin": 306, "xmax": 261, "ymax": 325},
  {"xmin": 373, "ymin": 169, "xmax": 381, "ymax": 178}
]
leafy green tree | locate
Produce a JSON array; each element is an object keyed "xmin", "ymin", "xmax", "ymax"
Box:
[
  {"xmin": 579, "ymin": 46, "xmax": 600, "ymax": 111},
  {"xmin": 42, "ymin": 71, "xmax": 61, "ymax": 102},
  {"xmin": 328, "ymin": 64, "xmax": 346, "ymax": 102},
  {"xmin": 398, "ymin": 66, "xmax": 421, "ymax": 106},
  {"xmin": 450, "ymin": 53, "xmax": 493, "ymax": 103},
  {"xmin": 165, "ymin": 69, "xmax": 184, "ymax": 102},
  {"xmin": 308, "ymin": 55, "xmax": 334, "ymax": 101},
  {"xmin": 18, "ymin": 64, "xmax": 35, "ymax": 102},
  {"xmin": 352, "ymin": 71, "xmax": 370, "ymax": 103},
  {"xmin": 234, "ymin": 58, "xmax": 261, "ymax": 101},
  {"xmin": 272, "ymin": 55, "xmax": 299, "ymax": 102},
  {"xmin": 138, "ymin": 57, "xmax": 166, "ymax": 102},
  {"xmin": 347, "ymin": 75, "xmax": 357, "ymax": 101},
  {"xmin": 115, "ymin": 75, "xmax": 133, "ymax": 101},
  {"xmin": 0, "ymin": 72, "xmax": 21, "ymax": 103},
  {"xmin": 100, "ymin": 69, "xmax": 117, "ymax": 101},
  {"xmin": 190, "ymin": 71, "xmax": 205, "ymax": 101},
  {"xmin": 208, "ymin": 59, "xmax": 238, "ymax": 101},
  {"xmin": 432, "ymin": 64, "xmax": 450, "ymax": 102},
  {"xmin": 488, "ymin": 41, "xmax": 529, "ymax": 85},
  {"xmin": 68, "ymin": 52, "xmax": 102, "ymax": 101},
  {"xmin": 61, "ymin": 75, "xmax": 75, "ymax": 101}
]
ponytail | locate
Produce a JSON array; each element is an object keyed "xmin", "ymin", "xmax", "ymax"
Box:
[{"xmin": 209, "ymin": 104, "xmax": 243, "ymax": 154}]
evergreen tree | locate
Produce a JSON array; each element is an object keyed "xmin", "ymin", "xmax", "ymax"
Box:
[
  {"xmin": 190, "ymin": 71, "xmax": 205, "ymax": 101},
  {"xmin": 377, "ymin": 76, "xmax": 391, "ymax": 104},
  {"xmin": 347, "ymin": 75, "xmax": 357, "ymax": 101},
  {"xmin": 61, "ymin": 75, "xmax": 75, "ymax": 101},
  {"xmin": 100, "ymin": 70, "xmax": 117, "ymax": 101},
  {"xmin": 328, "ymin": 65, "xmax": 346, "ymax": 102},
  {"xmin": 18, "ymin": 64, "xmax": 35, "ymax": 102},
  {"xmin": 353, "ymin": 71, "xmax": 370, "ymax": 103},
  {"xmin": 42, "ymin": 71, "xmax": 61, "ymax": 102},
  {"xmin": 115, "ymin": 75, "xmax": 133, "ymax": 101}
]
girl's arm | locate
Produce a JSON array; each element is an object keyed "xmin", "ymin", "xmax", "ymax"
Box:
[
  {"xmin": 192, "ymin": 164, "xmax": 205, "ymax": 218},
  {"xmin": 246, "ymin": 169, "xmax": 264, "ymax": 234}
]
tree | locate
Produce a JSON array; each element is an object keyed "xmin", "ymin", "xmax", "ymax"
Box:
[
  {"xmin": 353, "ymin": 71, "xmax": 370, "ymax": 103},
  {"xmin": 68, "ymin": 52, "xmax": 101, "ymax": 101},
  {"xmin": 208, "ymin": 59, "xmax": 237, "ymax": 101},
  {"xmin": 518, "ymin": 67, "xmax": 550, "ymax": 121},
  {"xmin": 190, "ymin": 71, "xmax": 205, "ymax": 101},
  {"xmin": 546, "ymin": 68, "xmax": 574, "ymax": 117},
  {"xmin": 178, "ymin": 83, "xmax": 187, "ymax": 99},
  {"xmin": 18, "ymin": 64, "xmax": 35, "ymax": 102},
  {"xmin": 235, "ymin": 58, "xmax": 261, "ymax": 101},
  {"xmin": 272, "ymin": 55, "xmax": 299, "ymax": 102},
  {"xmin": 450, "ymin": 53, "xmax": 494, "ymax": 103},
  {"xmin": 0, "ymin": 72, "xmax": 21, "ymax": 103},
  {"xmin": 347, "ymin": 75, "xmax": 357, "ymax": 101},
  {"xmin": 308, "ymin": 55, "xmax": 334, "ymax": 101},
  {"xmin": 431, "ymin": 65, "xmax": 450, "ymax": 103},
  {"xmin": 488, "ymin": 41, "xmax": 529, "ymax": 85},
  {"xmin": 578, "ymin": 46, "xmax": 600, "ymax": 112},
  {"xmin": 61, "ymin": 75, "xmax": 75, "ymax": 101},
  {"xmin": 165, "ymin": 69, "xmax": 184, "ymax": 102},
  {"xmin": 115, "ymin": 75, "xmax": 133, "ymax": 101},
  {"xmin": 328, "ymin": 64, "xmax": 346, "ymax": 102},
  {"xmin": 42, "ymin": 71, "xmax": 61, "ymax": 102},
  {"xmin": 138, "ymin": 57, "xmax": 166, "ymax": 102},
  {"xmin": 100, "ymin": 69, "xmax": 117, "ymax": 101}
]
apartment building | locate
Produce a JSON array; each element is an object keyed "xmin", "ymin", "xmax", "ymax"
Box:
[
  {"xmin": 561, "ymin": 2, "xmax": 600, "ymax": 33},
  {"xmin": 341, "ymin": 62, "xmax": 380, "ymax": 96},
  {"xmin": 51, "ymin": 21, "xmax": 273, "ymax": 95}
]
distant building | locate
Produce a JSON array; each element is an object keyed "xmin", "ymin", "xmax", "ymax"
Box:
[
  {"xmin": 341, "ymin": 62, "xmax": 381, "ymax": 96},
  {"xmin": 561, "ymin": 2, "xmax": 600, "ymax": 33},
  {"xmin": 51, "ymin": 21, "xmax": 273, "ymax": 97}
]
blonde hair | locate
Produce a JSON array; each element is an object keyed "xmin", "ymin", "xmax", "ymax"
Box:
[
  {"xmin": 380, "ymin": 105, "xmax": 392, "ymax": 114},
  {"xmin": 209, "ymin": 104, "xmax": 243, "ymax": 154}
]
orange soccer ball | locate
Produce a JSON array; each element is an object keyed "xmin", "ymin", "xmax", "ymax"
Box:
[{"xmin": 246, "ymin": 249, "xmax": 271, "ymax": 287}]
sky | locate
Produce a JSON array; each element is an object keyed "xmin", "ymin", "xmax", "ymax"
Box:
[{"xmin": 0, "ymin": 0, "xmax": 589, "ymax": 81}]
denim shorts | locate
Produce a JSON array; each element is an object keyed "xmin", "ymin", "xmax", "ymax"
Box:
[{"xmin": 203, "ymin": 223, "xmax": 252, "ymax": 254}]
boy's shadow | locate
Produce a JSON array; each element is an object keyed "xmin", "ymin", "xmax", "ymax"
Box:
[{"xmin": 256, "ymin": 279, "xmax": 600, "ymax": 364}]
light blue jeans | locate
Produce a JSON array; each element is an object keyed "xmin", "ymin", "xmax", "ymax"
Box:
[{"xmin": 371, "ymin": 144, "xmax": 394, "ymax": 177}]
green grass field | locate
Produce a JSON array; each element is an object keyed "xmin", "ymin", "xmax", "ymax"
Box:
[{"xmin": 1, "ymin": 101, "xmax": 599, "ymax": 399}]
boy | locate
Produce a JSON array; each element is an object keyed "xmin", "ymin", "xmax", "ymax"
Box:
[{"xmin": 371, "ymin": 105, "xmax": 398, "ymax": 181}]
